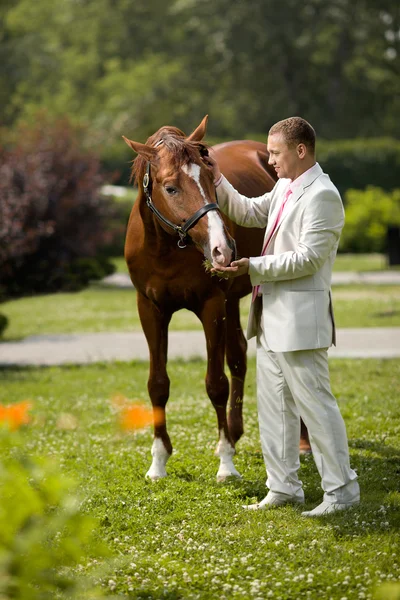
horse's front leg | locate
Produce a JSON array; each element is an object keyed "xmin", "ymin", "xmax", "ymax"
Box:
[
  {"xmin": 137, "ymin": 292, "xmax": 172, "ymax": 480},
  {"xmin": 225, "ymin": 295, "xmax": 246, "ymax": 444},
  {"xmin": 200, "ymin": 294, "xmax": 242, "ymax": 482}
]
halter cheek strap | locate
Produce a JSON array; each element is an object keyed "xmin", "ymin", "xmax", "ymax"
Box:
[{"xmin": 142, "ymin": 161, "xmax": 220, "ymax": 249}]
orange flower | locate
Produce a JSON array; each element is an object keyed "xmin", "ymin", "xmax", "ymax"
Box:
[
  {"xmin": 0, "ymin": 400, "xmax": 33, "ymax": 430},
  {"xmin": 112, "ymin": 395, "xmax": 163, "ymax": 431}
]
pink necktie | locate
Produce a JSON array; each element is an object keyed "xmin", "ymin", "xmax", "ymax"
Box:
[{"xmin": 252, "ymin": 187, "xmax": 292, "ymax": 302}]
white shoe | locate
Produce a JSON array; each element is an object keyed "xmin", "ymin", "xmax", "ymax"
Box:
[
  {"xmin": 301, "ymin": 500, "xmax": 359, "ymax": 517},
  {"xmin": 243, "ymin": 491, "xmax": 304, "ymax": 510}
]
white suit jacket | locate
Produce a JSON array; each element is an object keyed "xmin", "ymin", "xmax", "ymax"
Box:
[{"xmin": 217, "ymin": 163, "xmax": 344, "ymax": 352}]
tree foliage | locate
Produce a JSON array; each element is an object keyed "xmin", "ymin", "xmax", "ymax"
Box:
[{"xmin": 1, "ymin": 0, "xmax": 399, "ymax": 148}]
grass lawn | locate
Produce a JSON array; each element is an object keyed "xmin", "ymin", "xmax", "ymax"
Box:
[
  {"xmin": 0, "ymin": 358, "xmax": 399, "ymax": 599},
  {"xmin": 240, "ymin": 285, "xmax": 400, "ymax": 329},
  {"xmin": 111, "ymin": 256, "xmax": 129, "ymax": 274},
  {"xmin": 1, "ymin": 283, "xmax": 400, "ymax": 340},
  {"xmin": 334, "ymin": 253, "xmax": 389, "ymax": 272}
]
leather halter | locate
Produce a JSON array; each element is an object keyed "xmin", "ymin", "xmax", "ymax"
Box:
[{"xmin": 142, "ymin": 161, "xmax": 220, "ymax": 249}]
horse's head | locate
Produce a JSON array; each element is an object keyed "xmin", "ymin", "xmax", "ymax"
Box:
[{"xmin": 123, "ymin": 116, "xmax": 235, "ymax": 267}]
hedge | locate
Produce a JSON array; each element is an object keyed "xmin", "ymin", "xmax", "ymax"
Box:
[
  {"xmin": 317, "ymin": 138, "xmax": 400, "ymax": 196},
  {"xmin": 340, "ymin": 187, "xmax": 400, "ymax": 253},
  {"xmin": 105, "ymin": 134, "xmax": 400, "ymax": 195}
]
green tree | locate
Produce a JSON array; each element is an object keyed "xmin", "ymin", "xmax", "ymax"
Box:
[{"xmin": 1, "ymin": 0, "xmax": 399, "ymax": 148}]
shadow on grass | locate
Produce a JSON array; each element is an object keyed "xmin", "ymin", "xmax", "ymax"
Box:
[
  {"xmin": 224, "ymin": 439, "xmax": 400, "ymax": 531},
  {"xmin": 0, "ymin": 335, "xmax": 25, "ymax": 343},
  {"xmin": 373, "ymin": 310, "xmax": 400, "ymax": 318},
  {"xmin": 125, "ymin": 590, "xmax": 183, "ymax": 599}
]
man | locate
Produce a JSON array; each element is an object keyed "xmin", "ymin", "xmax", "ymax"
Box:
[{"xmin": 208, "ymin": 117, "xmax": 360, "ymax": 516}]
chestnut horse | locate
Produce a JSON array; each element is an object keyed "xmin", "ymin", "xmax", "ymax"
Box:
[{"xmin": 123, "ymin": 116, "xmax": 310, "ymax": 481}]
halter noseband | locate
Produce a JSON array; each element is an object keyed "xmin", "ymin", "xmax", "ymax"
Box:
[{"xmin": 142, "ymin": 161, "xmax": 220, "ymax": 249}]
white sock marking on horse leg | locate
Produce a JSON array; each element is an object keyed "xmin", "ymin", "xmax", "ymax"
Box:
[
  {"xmin": 145, "ymin": 438, "xmax": 170, "ymax": 480},
  {"xmin": 215, "ymin": 429, "xmax": 242, "ymax": 482},
  {"xmin": 182, "ymin": 163, "xmax": 232, "ymax": 266}
]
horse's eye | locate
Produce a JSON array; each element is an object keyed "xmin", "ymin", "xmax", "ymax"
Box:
[{"xmin": 165, "ymin": 186, "xmax": 178, "ymax": 195}]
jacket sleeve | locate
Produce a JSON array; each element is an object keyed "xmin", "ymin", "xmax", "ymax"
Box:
[
  {"xmin": 248, "ymin": 189, "xmax": 345, "ymax": 284},
  {"xmin": 216, "ymin": 175, "xmax": 281, "ymax": 228}
]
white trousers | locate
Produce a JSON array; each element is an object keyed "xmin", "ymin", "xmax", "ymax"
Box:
[{"xmin": 256, "ymin": 338, "xmax": 360, "ymax": 504}]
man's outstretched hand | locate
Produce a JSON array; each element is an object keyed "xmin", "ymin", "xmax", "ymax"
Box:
[
  {"xmin": 202, "ymin": 150, "xmax": 222, "ymax": 183},
  {"xmin": 211, "ymin": 257, "xmax": 249, "ymax": 278}
]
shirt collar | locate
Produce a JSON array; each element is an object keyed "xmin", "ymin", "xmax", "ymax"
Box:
[{"xmin": 288, "ymin": 162, "xmax": 320, "ymax": 191}]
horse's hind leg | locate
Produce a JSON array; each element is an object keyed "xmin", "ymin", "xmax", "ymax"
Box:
[
  {"xmin": 199, "ymin": 294, "xmax": 241, "ymax": 482},
  {"xmin": 226, "ymin": 296, "xmax": 312, "ymax": 454},
  {"xmin": 225, "ymin": 296, "xmax": 246, "ymax": 444},
  {"xmin": 137, "ymin": 292, "xmax": 172, "ymax": 480},
  {"xmin": 300, "ymin": 418, "xmax": 312, "ymax": 454}
]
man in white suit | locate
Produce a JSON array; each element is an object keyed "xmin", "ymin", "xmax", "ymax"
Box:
[{"xmin": 209, "ymin": 117, "xmax": 360, "ymax": 516}]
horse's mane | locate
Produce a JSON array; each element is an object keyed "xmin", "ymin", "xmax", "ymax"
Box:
[{"xmin": 131, "ymin": 126, "xmax": 208, "ymax": 184}]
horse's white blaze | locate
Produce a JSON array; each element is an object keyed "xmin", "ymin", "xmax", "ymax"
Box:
[
  {"xmin": 181, "ymin": 163, "xmax": 232, "ymax": 266},
  {"xmin": 215, "ymin": 430, "xmax": 242, "ymax": 482},
  {"xmin": 146, "ymin": 438, "xmax": 170, "ymax": 480}
]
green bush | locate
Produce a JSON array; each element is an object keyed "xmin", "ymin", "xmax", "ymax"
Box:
[
  {"xmin": 99, "ymin": 196, "xmax": 134, "ymax": 258},
  {"xmin": 0, "ymin": 428, "xmax": 106, "ymax": 599},
  {"xmin": 100, "ymin": 143, "xmax": 133, "ymax": 188},
  {"xmin": 318, "ymin": 138, "xmax": 400, "ymax": 196},
  {"xmin": 0, "ymin": 115, "xmax": 117, "ymax": 300},
  {"xmin": 0, "ymin": 314, "xmax": 8, "ymax": 337},
  {"xmin": 340, "ymin": 187, "xmax": 400, "ymax": 253}
]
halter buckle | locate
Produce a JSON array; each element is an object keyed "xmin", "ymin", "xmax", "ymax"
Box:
[{"xmin": 177, "ymin": 228, "xmax": 187, "ymax": 249}]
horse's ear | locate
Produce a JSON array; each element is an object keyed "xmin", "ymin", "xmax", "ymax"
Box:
[
  {"xmin": 186, "ymin": 115, "xmax": 208, "ymax": 142},
  {"xmin": 122, "ymin": 136, "xmax": 158, "ymax": 161}
]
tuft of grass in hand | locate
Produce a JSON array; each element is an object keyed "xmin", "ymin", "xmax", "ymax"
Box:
[{"xmin": 203, "ymin": 258, "xmax": 229, "ymax": 279}]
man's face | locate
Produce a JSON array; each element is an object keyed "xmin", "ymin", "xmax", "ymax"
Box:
[{"xmin": 267, "ymin": 133, "xmax": 300, "ymax": 180}]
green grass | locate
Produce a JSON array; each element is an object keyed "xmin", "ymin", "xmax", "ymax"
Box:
[
  {"xmin": 1, "ymin": 283, "xmax": 400, "ymax": 340},
  {"xmin": 332, "ymin": 285, "xmax": 400, "ymax": 327},
  {"xmin": 240, "ymin": 285, "xmax": 400, "ymax": 329},
  {"xmin": 0, "ymin": 358, "xmax": 399, "ymax": 599},
  {"xmin": 0, "ymin": 287, "xmax": 139, "ymax": 340},
  {"xmin": 111, "ymin": 256, "xmax": 129, "ymax": 274},
  {"xmin": 334, "ymin": 253, "xmax": 388, "ymax": 272}
]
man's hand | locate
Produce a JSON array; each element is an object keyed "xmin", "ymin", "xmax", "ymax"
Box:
[
  {"xmin": 211, "ymin": 257, "xmax": 249, "ymax": 278},
  {"xmin": 202, "ymin": 150, "xmax": 222, "ymax": 184}
]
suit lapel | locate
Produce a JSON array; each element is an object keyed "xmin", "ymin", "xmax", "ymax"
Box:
[
  {"xmin": 265, "ymin": 164, "xmax": 323, "ymax": 246},
  {"xmin": 262, "ymin": 180, "xmax": 291, "ymax": 242}
]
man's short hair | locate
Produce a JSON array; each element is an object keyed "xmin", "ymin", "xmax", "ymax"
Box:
[{"xmin": 269, "ymin": 117, "xmax": 316, "ymax": 153}]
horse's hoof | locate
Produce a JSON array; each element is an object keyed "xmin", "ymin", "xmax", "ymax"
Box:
[
  {"xmin": 216, "ymin": 474, "xmax": 242, "ymax": 483},
  {"xmin": 216, "ymin": 468, "xmax": 242, "ymax": 483},
  {"xmin": 145, "ymin": 469, "xmax": 168, "ymax": 481},
  {"xmin": 299, "ymin": 448, "xmax": 312, "ymax": 456}
]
